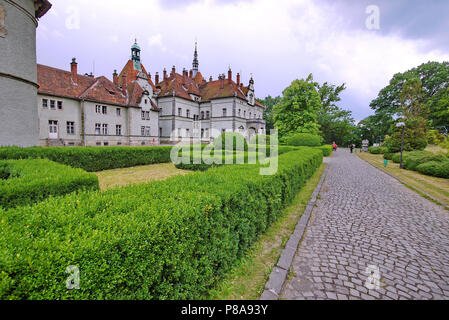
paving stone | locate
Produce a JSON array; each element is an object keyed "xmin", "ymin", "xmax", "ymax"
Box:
[{"xmin": 277, "ymin": 150, "xmax": 449, "ymax": 301}]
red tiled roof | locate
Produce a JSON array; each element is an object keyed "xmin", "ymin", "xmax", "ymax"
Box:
[
  {"xmin": 157, "ymin": 72, "xmax": 201, "ymax": 101},
  {"xmin": 37, "ymin": 64, "xmax": 127, "ymax": 106},
  {"xmin": 118, "ymin": 60, "xmax": 155, "ymax": 90},
  {"xmin": 199, "ymin": 79, "xmax": 247, "ymax": 102}
]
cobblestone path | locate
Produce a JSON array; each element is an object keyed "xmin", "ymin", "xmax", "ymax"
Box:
[{"xmin": 280, "ymin": 149, "xmax": 449, "ymax": 300}]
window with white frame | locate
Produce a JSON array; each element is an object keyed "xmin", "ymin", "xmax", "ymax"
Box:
[
  {"xmin": 102, "ymin": 106, "xmax": 107, "ymax": 114},
  {"xmin": 42, "ymin": 99, "xmax": 48, "ymax": 108},
  {"xmin": 178, "ymin": 108, "xmax": 182, "ymax": 117},
  {"xmin": 96, "ymin": 105, "xmax": 101, "ymax": 113},
  {"xmin": 223, "ymin": 108, "xmax": 227, "ymax": 117},
  {"xmin": 116, "ymin": 108, "xmax": 121, "ymax": 116},
  {"xmin": 186, "ymin": 109, "xmax": 190, "ymax": 118},
  {"xmin": 66, "ymin": 121, "xmax": 75, "ymax": 134},
  {"xmin": 95, "ymin": 123, "xmax": 101, "ymax": 135},
  {"xmin": 102, "ymin": 124, "xmax": 108, "ymax": 135},
  {"xmin": 57, "ymin": 101, "xmax": 63, "ymax": 110},
  {"xmin": 141, "ymin": 126, "xmax": 145, "ymax": 136},
  {"xmin": 145, "ymin": 127, "xmax": 151, "ymax": 136},
  {"xmin": 116, "ymin": 125, "xmax": 122, "ymax": 136},
  {"xmin": 50, "ymin": 100, "xmax": 56, "ymax": 109}
]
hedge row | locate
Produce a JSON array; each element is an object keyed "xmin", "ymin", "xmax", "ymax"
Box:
[
  {"xmin": 0, "ymin": 146, "xmax": 173, "ymax": 172},
  {"xmin": 0, "ymin": 159, "xmax": 99, "ymax": 209},
  {"xmin": 286, "ymin": 133, "xmax": 322, "ymax": 147},
  {"xmin": 369, "ymin": 146, "xmax": 388, "ymax": 155},
  {"xmin": 316, "ymin": 145, "xmax": 333, "ymax": 157},
  {"xmin": 0, "ymin": 148, "xmax": 323, "ymax": 299},
  {"xmin": 388, "ymin": 151, "xmax": 449, "ymax": 178},
  {"xmin": 174, "ymin": 146, "xmax": 304, "ymax": 171}
]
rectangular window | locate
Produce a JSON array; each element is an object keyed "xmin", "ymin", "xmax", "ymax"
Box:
[
  {"xmin": 141, "ymin": 126, "xmax": 145, "ymax": 136},
  {"xmin": 96, "ymin": 105, "xmax": 101, "ymax": 113},
  {"xmin": 102, "ymin": 124, "xmax": 108, "ymax": 135},
  {"xmin": 116, "ymin": 125, "xmax": 122, "ymax": 136},
  {"xmin": 104, "ymin": 142, "xmax": 109, "ymax": 146},
  {"xmin": 96, "ymin": 142, "xmax": 102, "ymax": 146},
  {"xmin": 57, "ymin": 101, "xmax": 63, "ymax": 110},
  {"xmin": 116, "ymin": 108, "xmax": 121, "ymax": 116},
  {"xmin": 145, "ymin": 127, "xmax": 151, "ymax": 137},
  {"xmin": 66, "ymin": 121, "xmax": 75, "ymax": 134},
  {"xmin": 117, "ymin": 142, "xmax": 122, "ymax": 146},
  {"xmin": 42, "ymin": 99, "xmax": 48, "ymax": 108},
  {"xmin": 50, "ymin": 100, "xmax": 56, "ymax": 109},
  {"xmin": 146, "ymin": 111, "xmax": 150, "ymax": 120},
  {"xmin": 223, "ymin": 108, "xmax": 227, "ymax": 117},
  {"xmin": 186, "ymin": 109, "xmax": 190, "ymax": 118},
  {"xmin": 141, "ymin": 111, "xmax": 145, "ymax": 120},
  {"xmin": 178, "ymin": 108, "xmax": 182, "ymax": 117},
  {"xmin": 238, "ymin": 109, "xmax": 241, "ymax": 117},
  {"xmin": 186, "ymin": 129, "xmax": 190, "ymax": 137},
  {"xmin": 206, "ymin": 111, "xmax": 210, "ymax": 119},
  {"xmin": 95, "ymin": 123, "xmax": 101, "ymax": 135},
  {"xmin": 205, "ymin": 128, "xmax": 209, "ymax": 138},
  {"xmin": 102, "ymin": 106, "xmax": 107, "ymax": 114}
]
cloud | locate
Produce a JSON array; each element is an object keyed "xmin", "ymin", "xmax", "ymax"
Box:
[{"xmin": 148, "ymin": 34, "xmax": 167, "ymax": 52}]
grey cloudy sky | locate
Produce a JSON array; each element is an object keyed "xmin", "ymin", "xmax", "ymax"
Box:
[{"xmin": 36, "ymin": 0, "xmax": 449, "ymax": 121}]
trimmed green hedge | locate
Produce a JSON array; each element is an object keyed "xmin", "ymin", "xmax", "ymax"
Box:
[
  {"xmin": 0, "ymin": 159, "xmax": 99, "ymax": 209},
  {"xmin": 369, "ymin": 146, "xmax": 388, "ymax": 154},
  {"xmin": 316, "ymin": 145, "xmax": 333, "ymax": 157},
  {"xmin": 286, "ymin": 133, "xmax": 322, "ymax": 147},
  {"xmin": 0, "ymin": 149, "xmax": 323, "ymax": 300},
  {"xmin": 416, "ymin": 161, "xmax": 449, "ymax": 178},
  {"xmin": 214, "ymin": 133, "xmax": 248, "ymax": 152},
  {"xmin": 0, "ymin": 146, "xmax": 173, "ymax": 172}
]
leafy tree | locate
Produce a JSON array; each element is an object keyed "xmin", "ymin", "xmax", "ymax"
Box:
[
  {"xmin": 385, "ymin": 118, "xmax": 428, "ymax": 153},
  {"xmin": 316, "ymin": 82, "xmax": 355, "ymax": 145},
  {"xmin": 257, "ymin": 95, "xmax": 281, "ymax": 134},
  {"xmin": 273, "ymin": 75, "xmax": 322, "ymax": 139},
  {"xmin": 370, "ymin": 61, "xmax": 449, "ymax": 135}
]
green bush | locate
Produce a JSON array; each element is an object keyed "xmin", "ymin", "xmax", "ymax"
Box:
[
  {"xmin": 416, "ymin": 161, "xmax": 449, "ymax": 178},
  {"xmin": 286, "ymin": 133, "xmax": 322, "ymax": 147},
  {"xmin": 0, "ymin": 146, "xmax": 173, "ymax": 172},
  {"xmin": 404, "ymin": 152, "xmax": 448, "ymax": 171},
  {"xmin": 316, "ymin": 145, "xmax": 333, "ymax": 157},
  {"xmin": 0, "ymin": 159, "xmax": 99, "ymax": 209},
  {"xmin": 214, "ymin": 133, "xmax": 248, "ymax": 152},
  {"xmin": 0, "ymin": 163, "xmax": 10, "ymax": 180},
  {"xmin": 384, "ymin": 153, "xmax": 394, "ymax": 160},
  {"xmin": 0, "ymin": 149, "xmax": 323, "ymax": 300},
  {"xmin": 369, "ymin": 146, "xmax": 388, "ymax": 154}
]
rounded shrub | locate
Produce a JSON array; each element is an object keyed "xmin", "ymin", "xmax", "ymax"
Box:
[
  {"xmin": 404, "ymin": 152, "xmax": 448, "ymax": 171},
  {"xmin": 369, "ymin": 146, "xmax": 388, "ymax": 154},
  {"xmin": 416, "ymin": 161, "xmax": 449, "ymax": 178},
  {"xmin": 0, "ymin": 163, "xmax": 10, "ymax": 180},
  {"xmin": 214, "ymin": 132, "xmax": 248, "ymax": 152},
  {"xmin": 286, "ymin": 133, "xmax": 322, "ymax": 147}
]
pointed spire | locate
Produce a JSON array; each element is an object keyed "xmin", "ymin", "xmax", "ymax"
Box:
[{"xmin": 192, "ymin": 41, "xmax": 199, "ymax": 77}]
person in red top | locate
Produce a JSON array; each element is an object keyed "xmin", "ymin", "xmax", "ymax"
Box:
[{"xmin": 332, "ymin": 142, "xmax": 338, "ymax": 152}]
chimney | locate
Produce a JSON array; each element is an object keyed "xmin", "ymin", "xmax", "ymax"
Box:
[
  {"xmin": 121, "ymin": 75, "xmax": 127, "ymax": 91},
  {"xmin": 228, "ymin": 68, "xmax": 232, "ymax": 84},
  {"xmin": 70, "ymin": 58, "xmax": 78, "ymax": 83},
  {"xmin": 113, "ymin": 70, "xmax": 118, "ymax": 86},
  {"xmin": 155, "ymin": 72, "xmax": 159, "ymax": 85},
  {"xmin": 209, "ymin": 76, "xmax": 213, "ymax": 82},
  {"xmin": 163, "ymin": 68, "xmax": 167, "ymax": 80},
  {"xmin": 171, "ymin": 65, "xmax": 176, "ymax": 76},
  {"xmin": 189, "ymin": 70, "xmax": 193, "ymax": 78},
  {"xmin": 220, "ymin": 74, "xmax": 224, "ymax": 89},
  {"xmin": 236, "ymin": 73, "xmax": 240, "ymax": 86}
]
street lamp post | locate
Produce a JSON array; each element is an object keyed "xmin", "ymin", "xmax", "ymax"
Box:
[{"xmin": 396, "ymin": 122, "xmax": 406, "ymax": 169}]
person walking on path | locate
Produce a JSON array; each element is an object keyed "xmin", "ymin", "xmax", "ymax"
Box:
[
  {"xmin": 333, "ymin": 142, "xmax": 338, "ymax": 152},
  {"xmin": 350, "ymin": 144, "xmax": 355, "ymax": 153}
]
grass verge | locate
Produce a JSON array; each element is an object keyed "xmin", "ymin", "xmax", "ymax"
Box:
[
  {"xmin": 206, "ymin": 163, "xmax": 327, "ymax": 300},
  {"xmin": 94, "ymin": 163, "xmax": 190, "ymax": 191},
  {"xmin": 358, "ymin": 152, "xmax": 449, "ymax": 207}
]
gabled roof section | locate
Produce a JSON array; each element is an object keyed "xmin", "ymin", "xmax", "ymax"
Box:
[
  {"xmin": 199, "ymin": 79, "xmax": 247, "ymax": 102},
  {"xmin": 157, "ymin": 72, "xmax": 201, "ymax": 101},
  {"xmin": 37, "ymin": 64, "xmax": 127, "ymax": 106},
  {"xmin": 118, "ymin": 60, "xmax": 155, "ymax": 90}
]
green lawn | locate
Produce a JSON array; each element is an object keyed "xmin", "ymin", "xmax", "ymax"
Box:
[
  {"xmin": 358, "ymin": 152, "xmax": 449, "ymax": 206},
  {"xmin": 207, "ymin": 163, "xmax": 327, "ymax": 300},
  {"xmin": 94, "ymin": 163, "xmax": 190, "ymax": 191}
]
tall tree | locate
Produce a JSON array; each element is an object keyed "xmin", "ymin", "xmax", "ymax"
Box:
[
  {"xmin": 273, "ymin": 75, "xmax": 322, "ymax": 139},
  {"xmin": 257, "ymin": 95, "xmax": 281, "ymax": 134},
  {"xmin": 370, "ymin": 61, "xmax": 449, "ymax": 135},
  {"xmin": 315, "ymin": 82, "xmax": 355, "ymax": 145}
]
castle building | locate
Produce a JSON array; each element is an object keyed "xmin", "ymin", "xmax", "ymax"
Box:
[
  {"xmin": 0, "ymin": 0, "xmax": 52, "ymax": 147},
  {"xmin": 36, "ymin": 41, "xmax": 266, "ymax": 147}
]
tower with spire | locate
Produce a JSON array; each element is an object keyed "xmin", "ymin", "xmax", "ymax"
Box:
[
  {"xmin": 192, "ymin": 42, "xmax": 199, "ymax": 77},
  {"xmin": 131, "ymin": 39, "xmax": 142, "ymax": 72}
]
